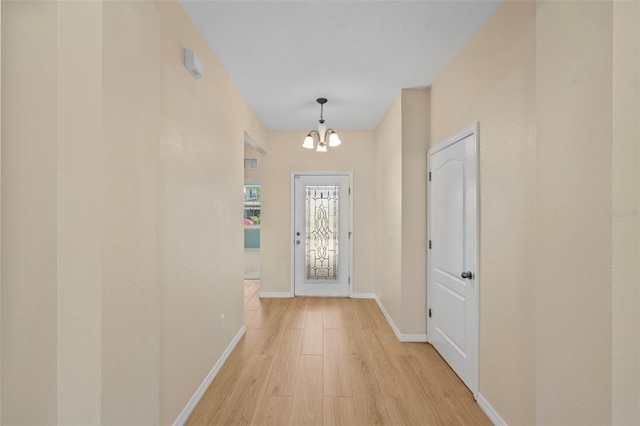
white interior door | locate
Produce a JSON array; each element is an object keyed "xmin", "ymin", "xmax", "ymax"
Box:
[
  {"xmin": 293, "ymin": 174, "xmax": 350, "ymax": 297},
  {"xmin": 427, "ymin": 124, "xmax": 479, "ymax": 396}
]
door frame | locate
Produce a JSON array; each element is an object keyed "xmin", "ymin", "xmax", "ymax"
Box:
[
  {"xmin": 290, "ymin": 171, "xmax": 354, "ymax": 297},
  {"xmin": 426, "ymin": 123, "xmax": 480, "ymax": 397}
]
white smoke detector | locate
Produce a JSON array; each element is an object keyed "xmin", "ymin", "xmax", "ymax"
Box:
[{"xmin": 184, "ymin": 48, "xmax": 204, "ymax": 79}]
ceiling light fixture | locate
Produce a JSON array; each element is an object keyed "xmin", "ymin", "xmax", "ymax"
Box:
[{"xmin": 302, "ymin": 98, "xmax": 341, "ymax": 152}]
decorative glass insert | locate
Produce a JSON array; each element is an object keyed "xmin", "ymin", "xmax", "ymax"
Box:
[{"xmin": 305, "ymin": 185, "xmax": 339, "ymax": 280}]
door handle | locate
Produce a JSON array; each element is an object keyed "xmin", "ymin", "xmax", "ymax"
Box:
[{"xmin": 461, "ymin": 271, "xmax": 474, "ymax": 279}]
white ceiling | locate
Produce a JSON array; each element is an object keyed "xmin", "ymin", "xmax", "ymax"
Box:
[{"xmin": 179, "ymin": 1, "xmax": 501, "ymax": 130}]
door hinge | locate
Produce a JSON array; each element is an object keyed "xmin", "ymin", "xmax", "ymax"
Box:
[
  {"xmin": 349, "ymin": 187, "xmax": 351, "ymax": 195},
  {"xmin": 349, "ymin": 231, "xmax": 352, "ymax": 239},
  {"xmin": 348, "ymin": 277, "xmax": 351, "ymax": 284},
  {"xmin": 428, "ymin": 172, "xmax": 432, "ymax": 181},
  {"xmin": 428, "ymin": 308, "xmax": 432, "ymax": 318},
  {"xmin": 428, "ymin": 240, "xmax": 432, "ymax": 249}
]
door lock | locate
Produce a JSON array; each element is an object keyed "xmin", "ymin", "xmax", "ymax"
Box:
[{"xmin": 461, "ymin": 271, "xmax": 474, "ymax": 279}]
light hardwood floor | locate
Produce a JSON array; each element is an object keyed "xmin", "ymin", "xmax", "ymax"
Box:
[{"xmin": 186, "ymin": 280, "xmax": 491, "ymax": 425}]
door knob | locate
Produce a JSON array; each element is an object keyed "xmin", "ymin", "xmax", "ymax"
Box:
[
  {"xmin": 296, "ymin": 240, "xmax": 301, "ymax": 245},
  {"xmin": 461, "ymin": 271, "xmax": 474, "ymax": 279}
]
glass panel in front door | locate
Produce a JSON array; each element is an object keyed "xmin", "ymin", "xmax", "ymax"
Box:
[{"xmin": 305, "ymin": 185, "xmax": 339, "ymax": 281}]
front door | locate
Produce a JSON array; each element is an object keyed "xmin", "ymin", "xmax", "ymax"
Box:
[
  {"xmin": 293, "ymin": 173, "xmax": 350, "ymax": 296},
  {"xmin": 427, "ymin": 124, "xmax": 479, "ymax": 396}
]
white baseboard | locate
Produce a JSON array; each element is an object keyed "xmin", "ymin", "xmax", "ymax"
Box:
[
  {"xmin": 374, "ymin": 296, "xmax": 427, "ymax": 343},
  {"xmin": 259, "ymin": 291, "xmax": 293, "ymax": 298},
  {"xmin": 350, "ymin": 292, "xmax": 375, "ymax": 299},
  {"xmin": 397, "ymin": 332, "xmax": 428, "ymax": 342},
  {"xmin": 477, "ymin": 393, "xmax": 507, "ymax": 426},
  {"xmin": 261, "ymin": 292, "xmax": 375, "ymax": 299},
  {"xmin": 173, "ymin": 325, "xmax": 246, "ymax": 426}
]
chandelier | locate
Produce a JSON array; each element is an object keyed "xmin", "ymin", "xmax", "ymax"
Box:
[{"xmin": 302, "ymin": 98, "xmax": 342, "ymax": 152}]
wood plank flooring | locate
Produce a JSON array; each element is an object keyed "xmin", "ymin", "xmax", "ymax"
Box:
[{"xmin": 186, "ymin": 280, "xmax": 490, "ymax": 425}]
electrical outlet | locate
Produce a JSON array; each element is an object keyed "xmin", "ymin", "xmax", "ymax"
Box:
[{"xmin": 220, "ymin": 314, "xmax": 225, "ymax": 331}]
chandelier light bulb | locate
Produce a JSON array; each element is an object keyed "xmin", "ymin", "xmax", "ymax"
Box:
[
  {"xmin": 328, "ymin": 132, "xmax": 341, "ymax": 147},
  {"xmin": 316, "ymin": 143, "xmax": 328, "ymax": 153},
  {"xmin": 302, "ymin": 135, "xmax": 315, "ymax": 149}
]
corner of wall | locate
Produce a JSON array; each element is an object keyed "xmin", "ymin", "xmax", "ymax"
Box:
[
  {"xmin": 400, "ymin": 88, "xmax": 430, "ymax": 335},
  {"xmin": 612, "ymin": 1, "xmax": 640, "ymax": 423},
  {"xmin": 372, "ymin": 92, "xmax": 403, "ymax": 329}
]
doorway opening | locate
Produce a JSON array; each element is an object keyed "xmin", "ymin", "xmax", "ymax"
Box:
[{"xmin": 244, "ymin": 132, "xmax": 264, "ymax": 280}]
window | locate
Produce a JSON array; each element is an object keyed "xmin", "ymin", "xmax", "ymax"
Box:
[
  {"xmin": 243, "ymin": 184, "xmax": 261, "ymax": 225},
  {"xmin": 244, "ymin": 158, "xmax": 258, "ymax": 170}
]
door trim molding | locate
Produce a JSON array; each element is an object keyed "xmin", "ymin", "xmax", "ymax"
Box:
[
  {"xmin": 427, "ymin": 122, "xmax": 480, "ymax": 398},
  {"xmin": 290, "ymin": 171, "xmax": 354, "ymax": 297}
]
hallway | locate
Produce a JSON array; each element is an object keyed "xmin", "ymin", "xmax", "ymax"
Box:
[{"xmin": 186, "ymin": 281, "xmax": 490, "ymax": 425}]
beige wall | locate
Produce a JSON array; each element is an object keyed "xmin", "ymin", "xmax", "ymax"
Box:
[
  {"xmin": 400, "ymin": 89, "xmax": 429, "ymax": 334},
  {"xmin": 260, "ymin": 130, "xmax": 376, "ymax": 295},
  {"xmin": 612, "ymin": 1, "xmax": 640, "ymax": 424},
  {"xmin": 375, "ymin": 94, "xmax": 403, "ymax": 321},
  {"xmin": 374, "ymin": 89, "xmax": 430, "ymax": 335},
  {"xmin": 58, "ymin": 2, "xmax": 103, "ymax": 424},
  {"xmin": 536, "ymin": 2, "xmax": 613, "ymax": 424},
  {"xmin": 1, "ymin": 1, "xmax": 266, "ymax": 424},
  {"xmin": 431, "ymin": 1, "xmax": 537, "ymax": 423},
  {"xmin": 156, "ymin": 2, "xmax": 266, "ymax": 422},
  {"xmin": 2, "ymin": 3, "xmax": 59, "ymax": 423},
  {"xmin": 102, "ymin": 2, "xmax": 162, "ymax": 423}
]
